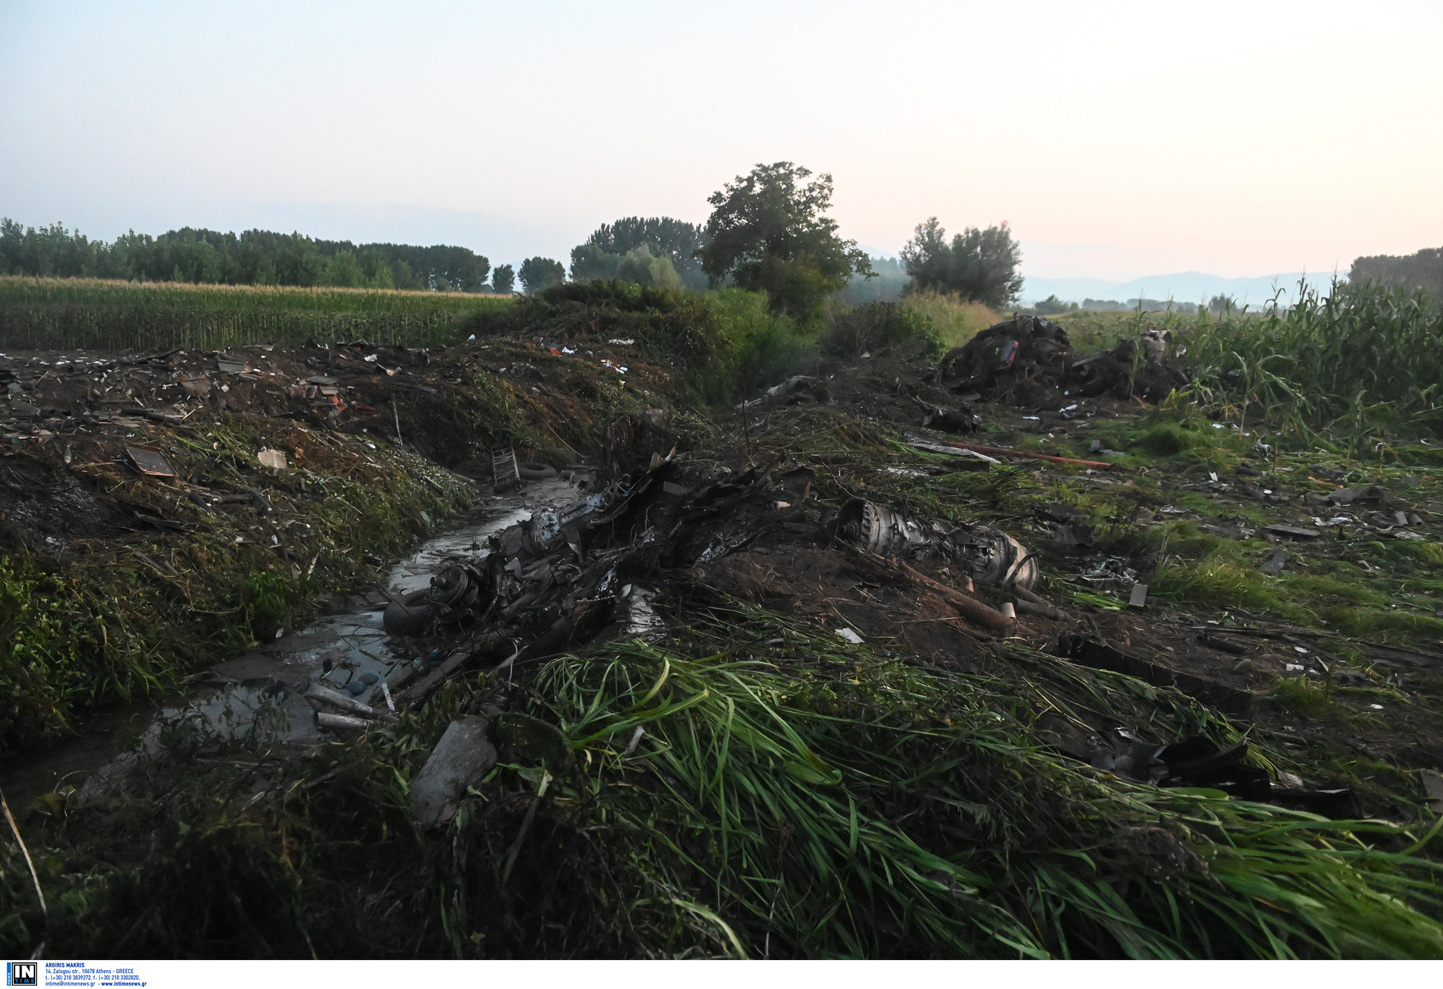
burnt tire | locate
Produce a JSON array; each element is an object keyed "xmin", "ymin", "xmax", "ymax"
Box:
[{"xmin": 518, "ymin": 461, "xmax": 557, "ymax": 481}]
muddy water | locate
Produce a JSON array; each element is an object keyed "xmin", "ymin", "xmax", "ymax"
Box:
[{"xmin": 1, "ymin": 475, "xmax": 590, "ymax": 807}]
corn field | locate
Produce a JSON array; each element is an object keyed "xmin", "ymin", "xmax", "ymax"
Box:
[
  {"xmin": 1180, "ymin": 279, "xmax": 1443, "ymax": 438},
  {"xmin": 0, "ymin": 276, "xmax": 514, "ymax": 351}
]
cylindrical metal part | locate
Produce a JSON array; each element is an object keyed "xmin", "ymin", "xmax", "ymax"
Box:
[
  {"xmin": 305, "ymin": 684, "xmax": 392, "ymax": 721},
  {"xmin": 317, "ymin": 712, "xmax": 372, "ymax": 732},
  {"xmin": 837, "ymin": 498, "xmax": 1038, "ymax": 590}
]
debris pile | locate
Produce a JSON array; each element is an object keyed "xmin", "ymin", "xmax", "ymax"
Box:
[
  {"xmin": 935, "ymin": 315, "xmax": 1190, "ymax": 405},
  {"xmin": 360, "ymin": 445, "xmax": 1064, "ymax": 728}
]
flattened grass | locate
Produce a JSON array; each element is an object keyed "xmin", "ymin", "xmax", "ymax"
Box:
[{"xmin": 524, "ymin": 628, "xmax": 1443, "ymax": 958}]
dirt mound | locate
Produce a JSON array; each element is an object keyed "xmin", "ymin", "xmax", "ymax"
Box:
[{"xmin": 937, "ymin": 315, "xmax": 1190, "ymax": 406}]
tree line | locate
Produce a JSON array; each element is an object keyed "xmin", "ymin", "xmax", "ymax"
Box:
[
  {"xmin": 0, "ymin": 219, "xmax": 497, "ymax": 293},
  {"xmin": 6, "ymin": 165, "xmax": 1027, "ymax": 316},
  {"xmin": 1349, "ymin": 247, "xmax": 1442, "ymax": 301}
]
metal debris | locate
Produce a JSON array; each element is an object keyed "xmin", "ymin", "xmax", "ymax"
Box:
[
  {"xmin": 836, "ymin": 498, "xmax": 1038, "ymax": 590},
  {"xmin": 411, "ymin": 716, "xmax": 499, "ymax": 829},
  {"xmin": 1262, "ymin": 524, "xmax": 1322, "ymax": 541},
  {"xmin": 125, "ymin": 445, "xmax": 177, "ymax": 478},
  {"xmin": 1260, "ymin": 547, "xmax": 1290, "ymax": 576}
]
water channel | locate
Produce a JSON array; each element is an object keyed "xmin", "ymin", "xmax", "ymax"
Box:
[{"xmin": 1, "ymin": 475, "xmax": 590, "ymax": 809}]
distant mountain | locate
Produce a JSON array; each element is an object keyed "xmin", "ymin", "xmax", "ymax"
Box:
[{"xmin": 1021, "ymin": 271, "xmax": 1340, "ymax": 308}]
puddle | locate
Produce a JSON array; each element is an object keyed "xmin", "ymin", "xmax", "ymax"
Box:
[{"xmin": 2, "ymin": 475, "xmax": 592, "ymax": 807}]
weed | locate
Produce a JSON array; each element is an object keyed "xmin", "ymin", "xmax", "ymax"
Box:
[
  {"xmin": 818, "ymin": 302, "xmax": 940, "ymax": 359},
  {"xmin": 1272, "ymin": 676, "xmax": 1335, "ymax": 720}
]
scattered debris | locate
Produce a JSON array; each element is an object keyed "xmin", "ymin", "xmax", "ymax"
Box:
[
  {"xmin": 1198, "ymin": 632, "xmax": 1248, "ymax": 656},
  {"xmin": 1262, "ymin": 524, "xmax": 1322, "ymax": 541},
  {"xmin": 125, "ymin": 445, "xmax": 177, "ymax": 478},
  {"xmin": 1325, "ymin": 485, "xmax": 1385, "ymax": 507},
  {"xmin": 1260, "ymin": 547, "xmax": 1290, "ymax": 576},
  {"xmin": 901, "ymin": 432, "xmax": 998, "ymax": 465},
  {"xmin": 411, "ymin": 715, "xmax": 499, "ymax": 829},
  {"xmin": 492, "ymin": 447, "xmax": 521, "ymax": 491},
  {"xmin": 925, "ymin": 437, "xmax": 1115, "ymax": 469},
  {"xmin": 738, "ymin": 375, "xmax": 830, "ymax": 409},
  {"xmin": 1421, "ymin": 769, "xmax": 1443, "ymax": 814},
  {"xmin": 835, "ymin": 498, "xmax": 1038, "ymax": 589},
  {"xmin": 910, "ymin": 394, "xmax": 978, "ymax": 434},
  {"xmin": 1058, "ymin": 635, "xmax": 1254, "ymax": 717}
]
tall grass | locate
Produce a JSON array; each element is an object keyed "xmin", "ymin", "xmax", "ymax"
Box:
[
  {"xmin": 527, "ymin": 630, "xmax": 1443, "ymax": 959},
  {"xmin": 901, "ymin": 290, "xmax": 1002, "ymax": 350},
  {"xmin": 0, "ymin": 277, "xmax": 513, "ymax": 351}
]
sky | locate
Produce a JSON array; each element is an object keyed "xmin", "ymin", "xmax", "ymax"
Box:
[{"xmin": 2, "ymin": 0, "xmax": 1440, "ymax": 283}]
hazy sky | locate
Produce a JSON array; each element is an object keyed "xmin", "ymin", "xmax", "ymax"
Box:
[{"xmin": 2, "ymin": 0, "xmax": 1440, "ymax": 280}]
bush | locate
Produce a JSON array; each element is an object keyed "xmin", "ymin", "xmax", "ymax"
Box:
[
  {"xmin": 818, "ymin": 302, "xmax": 940, "ymax": 358},
  {"xmin": 703, "ymin": 288, "xmax": 807, "ymax": 397}
]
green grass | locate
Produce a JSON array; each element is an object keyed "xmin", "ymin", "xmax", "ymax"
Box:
[
  {"xmin": 901, "ymin": 290, "xmax": 1002, "ymax": 350},
  {"xmin": 0, "ymin": 276, "xmax": 513, "ymax": 351},
  {"xmin": 520, "ymin": 631, "xmax": 1443, "ymax": 958},
  {"xmin": 1178, "ymin": 280, "xmax": 1443, "ymax": 443}
]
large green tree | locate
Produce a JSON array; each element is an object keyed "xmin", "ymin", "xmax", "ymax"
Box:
[
  {"xmin": 518, "ymin": 256, "xmax": 565, "ymax": 293},
  {"xmin": 699, "ymin": 162, "xmax": 872, "ymax": 320},
  {"xmin": 901, "ymin": 218, "xmax": 1023, "ymax": 309}
]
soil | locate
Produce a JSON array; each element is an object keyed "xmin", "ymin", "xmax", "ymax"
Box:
[
  {"xmin": 7, "ymin": 336, "xmax": 1440, "ymax": 806},
  {"xmin": 3, "ymin": 328, "xmax": 1442, "ymax": 958},
  {"xmin": 706, "ymin": 342, "xmax": 1443, "ymax": 812}
]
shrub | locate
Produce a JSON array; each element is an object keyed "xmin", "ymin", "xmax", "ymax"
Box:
[{"xmin": 818, "ymin": 302, "xmax": 940, "ymax": 358}]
